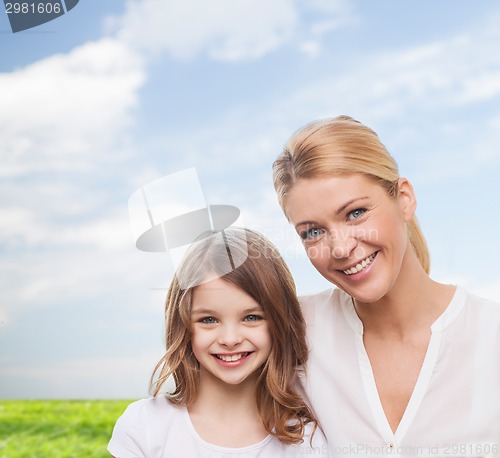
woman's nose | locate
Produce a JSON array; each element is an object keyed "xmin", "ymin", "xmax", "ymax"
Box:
[{"xmin": 329, "ymin": 230, "xmax": 358, "ymax": 259}]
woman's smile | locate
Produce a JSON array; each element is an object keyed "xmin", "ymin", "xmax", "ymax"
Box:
[
  {"xmin": 285, "ymin": 175, "xmax": 415, "ymax": 303},
  {"xmin": 341, "ymin": 252, "xmax": 377, "ymax": 276}
]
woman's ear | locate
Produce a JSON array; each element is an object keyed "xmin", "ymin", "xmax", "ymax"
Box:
[{"xmin": 398, "ymin": 177, "xmax": 417, "ymax": 222}]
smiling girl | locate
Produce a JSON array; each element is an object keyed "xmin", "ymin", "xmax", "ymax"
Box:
[
  {"xmin": 108, "ymin": 228, "xmax": 327, "ymax": 457},
  {"xmin": 273, "ymin": 116, "xmax": 500, "ymax": 457}
]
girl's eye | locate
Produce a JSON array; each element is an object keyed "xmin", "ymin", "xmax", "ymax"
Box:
[
  {"xmin": 200, "ymin": 317, "xmax": 217, "ymax": 324},
  {"xmin": 299, "ymin": 227, "xmax": 324, "ymax": 240},
  {"xmin": 244, "ymin": 314, "xmax": 263, "ymax": 322},
  {"xmin": 347, "ymin": 208, "xmax": 366, "ymax": 221}
]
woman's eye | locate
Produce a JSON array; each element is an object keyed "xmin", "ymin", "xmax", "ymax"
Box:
[
  {"xmin": 200, "ymin": 317, "xmax": 217, "ymax": 324},
  {"xmin": 347, "ymin": 208, "xmax": 366, "ymax": 221},
  {"xmin": 244, "ymin": 314, "xmax": 263, "ymax": 322},
  {"xmin": 300, "ymin": 227, "xmax": 324, "ymax": 240}
]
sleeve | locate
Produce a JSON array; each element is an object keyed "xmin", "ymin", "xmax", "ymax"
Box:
[{"xmin": 107, "ymin": 401, "xmax": 149, "ymax": 458}]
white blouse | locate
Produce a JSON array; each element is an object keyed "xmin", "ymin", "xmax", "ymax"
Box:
[
  {"xmin": 299, "ymin": 286, "xmax": 500, "ymax": 458},
  {"xmin": 108, "ymin": 396, "xmax": 328, "ymax": 457}
]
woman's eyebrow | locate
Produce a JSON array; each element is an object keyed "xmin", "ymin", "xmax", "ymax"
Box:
[
  {"xmin": 335, "ymin": 196, "xmax": 369, "ymax": 215},
  {"xmin": 295, "ymin": 196, "xmax": 370, "ymax": 228},
  {"xmin": 295, "ymin": 220, "xmax": 316, "ymax": 229}
]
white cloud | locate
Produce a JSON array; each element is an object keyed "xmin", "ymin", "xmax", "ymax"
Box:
[
  {"xmin": 0, "ymin": 35, "xmax": 151, "ymax": 328},
  {"xmin": 0, "ymin": 38, "xmax": 145, "ymax": 177},
  {"xmin": 113, "ymin": 0, "xmax": 350, "ymax": 61},
  {"xmin": 281, "ymin": 35, "xmax": 500, "ymax": 124},
  {"xmin": 152, "ymin": 10, "xmax": 500, "ymax": 175},
  {"xmin": 115, "ymin": 0, "xmax": 295, "ymax": 61},
  {"xmin": 243, "ymin": 7, "xmax": 499, "ymax": 131},
  {"xmin": 299, "ymin": 40, "xmax": 321, "ymax": 57}
]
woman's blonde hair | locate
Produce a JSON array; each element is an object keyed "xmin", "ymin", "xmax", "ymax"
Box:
[
  {"xmin": 273, "ymin": 115, "xmax": 430, "ymax": 274},
  {"xmin": 150, "ymin": 227, "xmax": 317, "ymax": 444}
]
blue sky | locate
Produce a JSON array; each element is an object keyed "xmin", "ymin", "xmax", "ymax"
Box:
[{"xmin": 1, "ymin": 0, "xmax": 499, "ymax": 399}]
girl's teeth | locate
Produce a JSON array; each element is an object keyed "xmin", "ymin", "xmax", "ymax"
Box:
[
  {"xmin": 343, "ymin": 254, "xmax": 375, "ymax": 275},
  {"xmin": 216, "ymin": 353, "xmax": 248, "ymax": 362}
]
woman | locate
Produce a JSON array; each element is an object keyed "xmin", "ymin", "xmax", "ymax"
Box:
[{"xmin": 273, "ymin": 115, "xmax": 500, "ymax": 457}]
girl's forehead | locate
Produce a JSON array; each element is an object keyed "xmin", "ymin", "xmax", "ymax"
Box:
[{"xmin": 191, "ymin": 277, "xmax": 262, "ymax": 311}]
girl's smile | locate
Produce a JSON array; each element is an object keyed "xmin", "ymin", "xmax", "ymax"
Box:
[
  {"xmin": 212, "ymin": 351, "xmax": 253, "ymax": 364},
  {"xmin": 191, "ymin": 277, "xmax": 272, "ymax": 387}
]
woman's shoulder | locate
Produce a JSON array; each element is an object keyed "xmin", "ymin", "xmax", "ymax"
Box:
[
  {"xmin": 283, "ymin": 422, "xmax": 328, "ymax": 456},
  {"xmin": 462, "ymin": 287, "xmax": 500, "ymax": 325},
  {"xmin": 440, "ymin": 286, "xmax": 500, "ymax": 336},
  {"xmin": 466, "ymin": 288, "xmax": 500, "ymax": 306},
  {"xmin": 303, "ymin": 421, "xmax": 327, "ymax": 447},
  {"xmin": 298, "ymin": 287, "xmax": 347, "ymax": 321},
  {"xmin": 299, "ymin": 287, "xmax": 341, "ymax": 306},
  {"xmin": 455, "ymin": 286, "xmax": 500, "ymax": 316}
]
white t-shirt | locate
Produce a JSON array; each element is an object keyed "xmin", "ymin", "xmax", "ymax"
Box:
[
  {"xmin": 108, "ymin": 396, "xmax": 328, "ymax": 457},
  {"xmin": 299, "ymin": 286, "xmax": 500, "ymax": 458}
]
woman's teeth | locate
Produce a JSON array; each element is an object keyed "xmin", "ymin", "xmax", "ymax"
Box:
[
  {"xmin": 216, "ymin": 353, "xmax": 249, "ymax": 362},
  {"xmin": 343, "ymin": 253, "xmax": 376, "ymax": 275}
]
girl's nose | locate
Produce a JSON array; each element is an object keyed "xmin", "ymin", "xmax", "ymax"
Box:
[{"xmin": 218, "ymin": 324, "xmax": 243, "ymax": 347}]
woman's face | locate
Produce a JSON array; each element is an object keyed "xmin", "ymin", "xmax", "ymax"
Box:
[{"xmin": 284, "ymin": 174, "xmax": 416, "ymax": 303}]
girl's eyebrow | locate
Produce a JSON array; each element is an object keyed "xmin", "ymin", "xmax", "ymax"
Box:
[
  {"xmin": 191, "ymin": 308, "xmax": 216, "ymax": 316},
  {"xmin": 191, "ymin": 306, "xmax": 263, "ymax": 316},
  {"xmin": 243, "ymin": 307, "xmax": 264, "ymax": 314}
]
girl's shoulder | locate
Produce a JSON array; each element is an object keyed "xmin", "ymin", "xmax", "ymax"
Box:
[
  {"xmin": 108, "ymin": 397, "xmax": 187, "ymax": 458},
  {"xmin": 119, "ymin": 396, "xmax": 181, "ymax": 421}
]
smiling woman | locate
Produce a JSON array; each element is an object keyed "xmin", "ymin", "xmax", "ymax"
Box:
[
  {"xmin": 107, "ymin": 228, "xmax": 328, "ymax": 457},
  {"xmin": 273, "ymin": 115, "xmax": 500, "ymax": 458}
]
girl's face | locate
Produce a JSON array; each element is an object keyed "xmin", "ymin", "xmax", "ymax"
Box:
[
  {"xmin": 284, "ymin": 174, "xmax": 416, "ymax": 303},
  {"xmin": 190, "ymin": 277, "xmax": 272, "ymax": 387}
]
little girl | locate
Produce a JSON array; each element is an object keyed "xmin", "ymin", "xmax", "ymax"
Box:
[{"xmin": 108, "ymin": 228, "xmax": 328, "ymax": 457}]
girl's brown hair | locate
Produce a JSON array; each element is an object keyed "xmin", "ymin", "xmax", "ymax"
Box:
[
  {"xmin": 150, "ymin": 227, "xmax": 317, "ymax": 444},
  {"xmin": 273, "ymin": 115, "xmax": 430, "ymax": 274}
]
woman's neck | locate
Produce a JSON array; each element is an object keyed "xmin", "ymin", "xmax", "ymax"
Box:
[{"xmin": 353, "ymin": 247, "xmax": 455, "ymax": 339}]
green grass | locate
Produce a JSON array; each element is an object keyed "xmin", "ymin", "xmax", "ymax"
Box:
[{"xmin": 0, "ymin": 400, "xmax": 132, "ymax": 458}]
